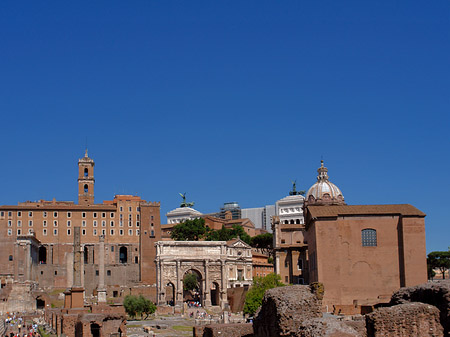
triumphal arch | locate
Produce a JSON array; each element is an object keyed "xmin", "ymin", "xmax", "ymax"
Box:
[{"xmin": 155, "ymin": 239, "xmax": 252, "ymax": 309}]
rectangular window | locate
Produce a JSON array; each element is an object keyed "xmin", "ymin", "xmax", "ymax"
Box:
[
  {"xmin": 67, "ymin": 212, "xmax": 72, "ymax": 218},
  {"xmin": 111, "ymin": 246, "xmax": 114, "ymax": 252},
  {"xmin": 53, "ymin": 220, "xmax": 58, "ymax": 227},
  {"xmin": 43, "ymin": 229, "xmax": 47, "ymax": 236},
  {"xmin": 82, "ymin": 212, "xmax": 86, "ymax": 218},
  {"xmin": 128, "ymin": 221, "xmax": 132, "ymax": 227},
  {"xmin": 93, "ymin": 212, "xmax": 97, "ymax": 218},
  {"xmin": 17, "ymin": 229, "xmax": 21, "ymax": 235},
  {"xmin": 119, "ymin": 229, "xmax": 124, "ymax": 236},
  {"xmin": 0, "ymin": 211, "xmax": 4, "ymax": 217},
  {"xmin": 43, "ymin": 220, "xmax": 47, "ymax": 227},
  {"xmin": 129, "ymin": 206, "xmax": 132, "ymax": 212},
  {"xmin": 110, "ymin": 221, "xmax": 114, "ymax": 227},
  {"xmin": 110, "ymin": 212, "xmax": 114, "ymax": 218},
  {"xmin": 53, "ymin": 212, "xmax": 58, "ymax": 218},
  {"xmin": 362, "ymin": 229, "xmax": 377, "ymax": 247},
  {"xmin": 107, "ymin": 270, "xmax": 111, "ymax": 276},
  {"xmin": 29, "ymin": 211, "xmax": 33, "ymax": 217},
  {"xmin": 137, "ymin": 207, "xmax": 140, "ymax": 212},
  {"xmin": 8, "ymin": 220, "xmax": 12, "ymax": 227},
  {"xmin": 82, "ymin": 229, "xmax": 86, "ymax": 236},
  {"xmin": 8, "ymin": 211, "xmax": 12, "ymax": 217},
  {"xmin": 119, "ymin": 221, "xmax": 123, "ymax": 227},
  {"xmin": 128, "ymin": 229, "xmax": 133, "ymax": 236},
  {"xmin": 102, "ymin": 229, "xmax": 106, "ymax": 235},
  {"xmin": 17, "ymin": 220, "xmax": 21, "ymax": 227},
  {"xmin": 151, "ymin": 215, "xmax": 154, "ymax": 220},
  {"xmin": 120, "ymin": 206, "xmax": 123, "ymax": 212},
  {"xmin": 43, "ymin": 211, "xmax": 47, "ymax": 218},
  {"xmin": 101, "ymin": 220, "xmax": 106, "ymax": 227},
  {"xmin": 120, "ymin": 214, "xmax": 123, "ymax": 220},
  {"xmin": 102, "ymin": 212, "xmax": 106, "ymax": 218},
  {"xmin": 93, "ymin": 220, "xmax": 97, "ymax": 227},
  {"xmin": 67, "ymin": 220, "xmax": 71, "ymax": 227},
  {"xmin": 136, "ymin": 229, "xmax": 140, "ymax": 236},
  {"xmin": 150, "ymin": 230, "xmax": 154, "ymax": 237},
  {"xmin": 93, "ymin": 229, "xmax": 97, "ymax": 236},
  {"xmin": 7, "ymin": 229, "xmax": 12, "ymax": 236},
  {"xmin": 53, "ymin": 229, "xmax": 58, "ymax": 235},
  {"xmin": 110, "ymin": 229, "xmax": 115, "ymax": 235},
  {"xmin": 28, "ymin": 228, "xmax": 33, "ymax": 235},
  {"xmin": 67, "ymin": 229, "xmax": 71, "ymax": 236},
  {"xmin": 137, "ymin": 214, "xmax": 140, "ymax": 221},
  {"xmin": 82, "ymin": 220, "xmax": 86, "ymax": 227},
  {"xmin": 28, "ymin": 220, "xmax": 33, "ymax": 227},
  {"xmin": 297, "ymin": 258, "xmax": 303, "ymax": 270},
  {"xmin": 136, "ymin": 221, "xmax": 140, "ymax": 227},
  {"xmin": 17, "ymin": 211, "xmax": 22, "ymax": 217},
  {"xmin": 128, "ymin": 214, "xmax": 132, "ymax": 220}
]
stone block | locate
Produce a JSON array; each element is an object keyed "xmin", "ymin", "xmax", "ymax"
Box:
[
  {"xmin": 390, "ymin": 280, "xmax": 450, "ymax": 335},
  {"xmin": 366, "ymin": 302, "xmax": 443, "ymax": 337},
  {"xmin": 202, "ymin": 323, "xmax": 253, "ymax": 337},
  {"xmin": 253, "ymin": 285, "xmax": 321, "ymax": 337}
]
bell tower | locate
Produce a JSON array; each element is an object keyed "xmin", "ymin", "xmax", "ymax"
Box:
[{"xmin": 78, "ymin": 149, "xmax": 95, "ymax": 205}]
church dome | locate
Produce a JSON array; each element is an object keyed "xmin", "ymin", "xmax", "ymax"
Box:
[{"xmin": 306, "ymin": 161, "xmax": 345, "ymax": 205}]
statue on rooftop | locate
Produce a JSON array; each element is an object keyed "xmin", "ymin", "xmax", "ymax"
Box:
[{"xmin": 179, "ymin": 192, "xmax": 195, "ymax": 208}]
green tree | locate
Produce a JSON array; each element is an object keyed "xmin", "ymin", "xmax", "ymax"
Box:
[
  {"xmin": 171, "ymin": 218, "xmax": 207, "ymax": 241},
  {"xmin": 250, "ymin": 233, "xmax": 273, "ymax": 255},
  {"xmin": 137, "ymin": 295, "xmax": 156, "ymax": 319},
  {"xmin": 123, "ymin": 295, "xmax": 139, "ymax": 319},
  {"xmin": 243, "ymin": 273, "xmax": 284, "ymax": 316},
  {"xmin": 183, "ymin": 272, "xmax": 199, "ymax": 291},
  {"xmin": 427, "ymin": 251, "xmax": 450, "ymax": 279},
  {"xmin": 124, "ymin": 295, "xmax": 156, "ymax": 320},
  {"xmin": 204, "ymin": 224, "xmax": 251, "ymax": 244}
]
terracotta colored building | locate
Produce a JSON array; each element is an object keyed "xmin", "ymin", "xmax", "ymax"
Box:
[
  {"xmin": 0, "ymin": 151, "xmax": 161, "ymax": 301},
  {"xmin": 303, "ymin": 161, "xmax": 427, "ymax": 314}
]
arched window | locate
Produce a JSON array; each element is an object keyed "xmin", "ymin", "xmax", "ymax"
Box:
[
  {"xmin": 84, "ymin": 168, "xmax": 88, "ymax": 177},
  {"xmin": 119, "ymin": 246, "xmax": 128, "ymax": 263},
  {"xmin": 361, "ymin": 229, "xmax": 377, "ymax": 247},
  {"xmin": 296, "ymin": 219, "xmax": 300, "ymax": 224},
  {"xmin": 84, "ymin": 184, "xmax": 88, "ymax": 193},
  {"xmin": 290, "ymin": 220, "xmax": 295, "ymax": 224}
]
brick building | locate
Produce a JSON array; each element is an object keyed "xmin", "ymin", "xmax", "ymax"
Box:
[
  {"xmin": 302, "ymin": 160, "xmax": 427, "ymax": 314},
  {"xmin": 0, "ymin": 151, "xmax": 161, "ymax": 301}
]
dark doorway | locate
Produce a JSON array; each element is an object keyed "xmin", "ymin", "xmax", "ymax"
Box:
[
  {"xmin": 75, "ymin": 322, "xmax": 83, "ymax": 337},
  {"xmin": 36, "ymin": 297, "xmax": 45, "ymax": 309},
  {"xmin": 38, "ymin": 246, "xmax": 47, "ymax": 264},
  {"xmin": 84, "ymin": 246, "xmax": 89, "ymax": 264},
  {"xmin": 90, "ymin": 323, "xmax": 100, "ymax": 337},
  {"xmin": 211, "ymin": 282, "xmax": 220, "ymax": 306},
  {"xmin": 119, "ymin": 246, "xmax": 128, "ymax": 263}
]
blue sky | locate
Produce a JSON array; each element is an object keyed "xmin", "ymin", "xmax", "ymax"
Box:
[{"xmin": 0, "ymin": 1, "xmax": 449, "ymax": 252}]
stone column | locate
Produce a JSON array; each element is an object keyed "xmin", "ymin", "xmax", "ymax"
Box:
[
  {"xmin": 220, "ymin": 259, "xmax": 228, "ymax": 309},
  {"xmin": 25, "ymin": 242, "xmax": 31, "ymax": 281},
  {"xmin": 204, "ymin": 259, "xmax": 211, "ymax": 307},
  {"xmin": 97, "ymin": 235, "xmax": 107, "ymax": 303},
  {"xmin": 70, "ymin": 226, "xmax": 84, "ymax": 308},
  {"xmin": 156, "ymin": 260, "xmax": 163, "ymax": 305},
  {"xmin": 73, "ymin": 227, "xmax": 82, "ymax": 287},
  {"xmin": 175, "ymin": 260, "xmax": 182, "ymax": 307},
  {"xmin": 13, "ymin": 242, "xmax": 19, "ymax": 281}
]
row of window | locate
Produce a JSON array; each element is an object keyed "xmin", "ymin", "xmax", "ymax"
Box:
[
  {"xmin": 8, "ymin": 228, "xmax": 143, "ymax": 237},
  {"xmin": 7, "ymin": 220, "xmax": 141, "ymax": 227},
  {"xmin": 0, "ymin": 210, "xmax": 153, "ymax": 219}
]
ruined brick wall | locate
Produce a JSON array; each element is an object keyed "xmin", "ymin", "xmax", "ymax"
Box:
[
  {"xmin": 253, "ymin": 285, "xmax": 322, "ymax": 337},
  {"xmin": 366, "ymin": 302, "xmax": 443, "ymax": 337},
  {"xmin": 390, "ymin": 280, "xmax": 450, "ymax": 335},
  {"xmin": 201, "ymin": 323, "xmax": 253, "ymax": 337}
]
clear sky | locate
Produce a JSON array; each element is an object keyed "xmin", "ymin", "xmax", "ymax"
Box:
[{"xmin": 0, "ymin": 1, "xmax": 449, "ymax": 252}]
